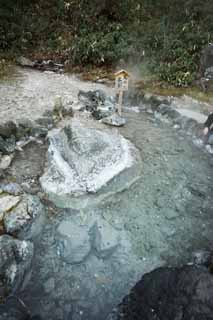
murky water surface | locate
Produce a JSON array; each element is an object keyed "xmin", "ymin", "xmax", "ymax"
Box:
[{"xmin": 0, "ymin": 68, "xmax": 212, "ymax": 320}]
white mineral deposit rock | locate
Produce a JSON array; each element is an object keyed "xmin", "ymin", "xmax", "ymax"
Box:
[{"xmin": 40, "ymin": 119, "xmax": 140, "ymax": 207}]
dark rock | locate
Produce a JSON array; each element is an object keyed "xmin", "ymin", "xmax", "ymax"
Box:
[
  {"xmin": 109, "ymin": 265, "xmax": 213, "ymax": 320},
  {"xmin": 78, "ymin": 90, "xmax": 116, "ymax": 120},
  {"xmin": 156, "ymin": 104, "xmax": 180, "ymax": 120},
  {"xmin": 31, "ymin": 126, "xmax": 48, "ymax": 138},
  {"xmin": 192, "ymin": 250, "xmax": 212, "ymax": 266},
  {"xmin": 143, "ymin": 93, "xmax": 171, "ymax": 110},
  {"xmin": 92, "ymin": 107, "xmax": 113, "ymax": 120},
  {"xmin": 33, "ymin": 60, "xmax": 64, "ymax": 73},
  {"xmin": 0, "ymin": 121, "xmax": 17, "ymax": 139},
  {"xmin": 0, "ymin": 235, "xmax": 33, "ymax": 300},
  {"xmin": 62, "ymin": 106, "xmax": 74, "ymax": 118},
  {"xmin": 0, "ymin": 136, "xmax": 16, "ymax": 154},
  {"xmin": 78, "ymin": 89, "xmax": 106, "ymax": 112},
  {"xmin": 16, "ymin": 119, "xmax": 33, "ymax": 139},
  {"xmin": 35, "ymin": 117, "xmax": 54, "ymax": 128}
]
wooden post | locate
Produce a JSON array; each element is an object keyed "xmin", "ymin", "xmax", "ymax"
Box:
[
  {"xmin": 114, "ymin": 70, "xmax": 130, "ymax": 117},
  {"xmin": 118, "ymin": 90, "xmax": 123, "ymax": 116}
]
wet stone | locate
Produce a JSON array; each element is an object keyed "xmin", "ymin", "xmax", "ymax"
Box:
[
  {"xmin": 0, "ymin": 154, "xmax": 13, "ymax": 170},
  {"xmin": 16, "ymin": 118, "xmax": 34, "ymax": 139},
  {"xmin": 56, "ymin": 220, "xmax": 91, "ymax": 264},
  {"xmin": 0, "ymin": 195, "xmax": 21, "ymax": 221},
  {"xmin": 0, "ymin": 235, "xmax": 34, "ymax": 299},
  {"xmin": 92, "ymin": 106, "xmax": 114, "ymax": 120},
  {"xmin": 35, "ymin": 116, "xmax": 54, "ymax": 128},
  {"xmin": 207, "ymin": 134, "xmax": 213, "ymax": 145},
  {"xmin": 102, "ymin": 114, "xmax": 127, "ymax": 127},
  {"xmin": 0, "ymin": 136, "xmax": 16, "ymax": 154},
  {"xmin": 4, "ymin": 195, "xmax": 45, "ymax": 240},
  {"xmin": 31, "ymin": 126, "xmax": 48, "ymax": 138},
  {"xmin": 0, "ymin": 183, "xmax": 22, "ymax": 196},
  {"xmin": 90, "ymin": 220, "xmax": 119, "ymax": 258},
  {"xmin": 0, "ymin": 121, "xmax": 17, "ymax": 139},
  {"xmin": 192, "ymin": 250, "xmax": 212, "ymax": 266}
]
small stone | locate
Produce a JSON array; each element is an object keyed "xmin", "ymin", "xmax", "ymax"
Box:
[
  {"xmin": 16, "ymin": 118, "xmax": 33, "ymax": 138},
  {"xmin": 4, "ymin": 200, "xmax": 31, "ymax": 235},
  {"xmin": 192, "ymin": 251, "xmax": 211, "ymax": 265},
  {"xmin": 35, "ymin": 116, "xmax": 54, "ymax": 127},
  {"xmin": 0, "ymin": 154, "xmax": 13, "ymax": 170},
  {"xmin": 0, "ymin": 135, "xmax": 16, "ymax": 154},
  {"xmin": 205, "ymin": 144, "xmax": 213, "ymax": 154},
  {"xmin": 0, "ymin": 195, "xmax": 21, "ymax": 221},
  {"xmin": 0, "ymin": 121, "xmax": 17, "ymax": 138},
  {"xmin": 0, "ymin": 183, "xmax": 22, "ymax": 196},
  {"xmin": 102, "ymin": 113, "xmax": 126, "ymax": 127},
  {"xmin": 207, "ymin": 134, "xmax": 213, "ymax": 145},
  {"xmin": 90, "ymin": 220, "xmax": 119, "ymax": 258},
  {"xmin": 31, "ymin": 125, "xmax": 48, "ymax": 138}
]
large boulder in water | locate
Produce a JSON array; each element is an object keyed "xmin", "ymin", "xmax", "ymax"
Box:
[
  {"xmin": 40, "ymin": 120, "xmax": 140, "ymax": 208},
  {"xmin": 108, "ymin": 265, "xmax": 213, "ymax": 320}
]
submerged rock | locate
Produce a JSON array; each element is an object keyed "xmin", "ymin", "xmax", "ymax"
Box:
[
  {"xmin": 90, "ymin": 220, "xmax": 119, "ymax": 259},
  {"xmin": 56, "ymin": 220, "xmax": 91, "ymax": 264},
  {"xmin": 40, "ymin": 119, "xmax": 139, "ymax": 206},
  {"xmin": 0, "ymin": 235, "xmax": 33, "ymax": 299},
  {"xmin": 102, "ymin": 114, "xmax": 127, "ymax": 127},
  {"xmin": 108, "ymin": 265, "xmax": 213, "ymax": 320}
]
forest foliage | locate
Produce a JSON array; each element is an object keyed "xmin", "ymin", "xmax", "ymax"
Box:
[{"xmin": 0, "ymin": 0, "xmax": 213, "ymax": 86}]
